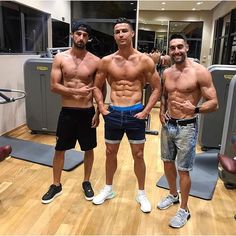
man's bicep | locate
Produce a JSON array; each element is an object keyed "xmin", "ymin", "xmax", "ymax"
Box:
[
  {"xmin": 51, "ymin": 56, "xmax": 62, "ymax": 84},
  {"xmin": 199, "ymin": 70, "xmax": 217, "ymax": 101},
  {"xmin": 147, "ymin": 69, "xmax": 161, "ymax": 90}
]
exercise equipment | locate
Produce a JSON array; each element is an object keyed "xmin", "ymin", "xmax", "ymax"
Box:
[
  {"xmin": 143, "ymin": 84, "xmax": 158, "ymax": 135},
  {"xmin": 24, "ymin": 58, "xmax": 60, "ymax": 133},
  {"xmin": 218, "ymin": 74, "xmax": 236, "ymax": 188},
  {"xmin": 46, "ymin": 47, "xmax": 70, "ymax": 58},
  {"xmin": 24, "ymin": 48, "xmax": 71, "ymax": 134},
  {"xmin": 0, "ymin": 88, "xmax": 26, "ymax": 161},
  {"xmin": 219, "ymin": 136, "xmax": 236, "ymax": 220},
  {"xmin": 198, "ymin": 65, "xmax": 236, "ymax": 150},
  {"xmin": 157, "ymin": 150, "xmax": 219, "ymax": 200},
  {"xmin": 0, "ymin": 136, "xmax": 84, "ymax": 171},
  {"xmin": 0, "ymin": 89, "xmax": 26, "ymax": 104},
  {"xmin": 0, "ymin": 145, "xmax": 12, "ymax": 161}
]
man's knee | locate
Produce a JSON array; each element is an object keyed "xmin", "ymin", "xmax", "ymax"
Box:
[
  {"xmin": 133, "ymin": 149, "xmax": 144, "ymax": 161},
  {"xmin": 106, "ymin": 146, "xmax": 118, "ymax": 157}
]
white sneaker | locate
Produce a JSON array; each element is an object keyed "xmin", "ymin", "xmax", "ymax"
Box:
[
  {"xmin": 92, "ymin": 187, "xmax": 115, "ymax": 205},
  {"xmin": 157, "ymin": 194, "xmax": 179, "ymax": 210},
  {"xmin": 136, "ymin": 194, "xmax": 152, "ymax": 213},
  {"xmin": 169, "ymin": 208, "xmax": 191, "ymax": 228}
]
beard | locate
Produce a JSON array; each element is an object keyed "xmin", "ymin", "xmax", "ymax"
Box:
[
  {"xmin": 74, "ymin": 41, "xmax": 86, "ymax": 49},
  {"xmin": 172, "ymin": 54, "xmax": 186, "ymax": 64}
]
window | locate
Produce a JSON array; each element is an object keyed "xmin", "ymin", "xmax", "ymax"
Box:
[
  {"xmin": 52, "ymin": 19, "xmax": 70, "ymax": 48},
  {"xmin": 212, "ymin": 9, "xmax": 236, "ymax": 65},
  {"xmin": 0, "ymin": 1, "xmax": 48, "ymax": 54}
]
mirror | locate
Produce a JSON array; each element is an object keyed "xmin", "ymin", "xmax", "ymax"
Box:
[{"xmin": 138, "ymin": 19, "xmax": 168, "ymax": 54}]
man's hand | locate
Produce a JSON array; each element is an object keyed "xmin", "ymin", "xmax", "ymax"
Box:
[
  {"xmin": 134, "ymin": 111, "xmax": 148, "ymax": 120},
  {"xmin": 159, "ymin": 112, "xmax": 169, "ymax": 125},
  {"xmin": 171, "ymin": 100, "xmax": 195, "ymax": 115},
  {"xmin": 91, "ymin": 113, "xmax": 100, "ymax": 128},
  {"xmin": 76, "ymin": 86, "xmax": 95, "ymax": 96}
]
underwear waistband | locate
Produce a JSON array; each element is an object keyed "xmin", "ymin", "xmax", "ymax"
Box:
[{"xmin": 109, "ymin": 103, "xmax": 143, "ymax": 112}]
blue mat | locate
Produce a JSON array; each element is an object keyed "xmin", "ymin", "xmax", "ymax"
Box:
[
  {"xmin": 0, "ymin": 136, "xmax": 84, "ymax": 171},
  {"xmin": 156, "ymin": 151, "xmax": 219, "ymax": 200}
]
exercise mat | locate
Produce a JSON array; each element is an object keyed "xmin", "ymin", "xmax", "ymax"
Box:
[
  {"xmin": 156, "ymin": 151, "xmax": 219, "ymax": 200},
  {"xmin": 0, "ymin": 136, "xmax": 84, "ymax": 171}
]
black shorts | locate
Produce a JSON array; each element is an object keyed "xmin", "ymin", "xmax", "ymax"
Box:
[{"xmin": 55, "ymin": 106, "xmax": 97, "ymax": 151}]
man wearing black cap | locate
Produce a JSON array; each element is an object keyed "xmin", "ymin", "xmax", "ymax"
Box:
[{"xmin": 41, "ymin": 21, "xmax": 101, "ymax": 204}]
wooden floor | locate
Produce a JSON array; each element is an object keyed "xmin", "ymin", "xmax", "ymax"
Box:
[{"xmin": 0, "ymin": 108, "xmax": 236, "ymax": 235}]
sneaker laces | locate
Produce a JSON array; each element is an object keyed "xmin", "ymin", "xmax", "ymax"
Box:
[
  {"xmin": 83, "ymin": 182, "xmax": 92, "ymax": 192},
  {"xmin": 163, "ymin": 195, "xmax": 175, "ymax": 204},
  {"xmin": 45, "ymin": 185, "xmax": 57, "ymax": 196},
  {"xmin": 174, "ymin": 209, "xmax": 188, "ymax": 224},
  {"xmin": 100, "ymin": 187, "xmax": 111, "ymax": 195},
  {"xmin": 138, "ymin": 194, "xmax": 149, "ymax": 204}
]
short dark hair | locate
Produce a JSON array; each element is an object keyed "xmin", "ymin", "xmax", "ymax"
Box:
[
  {"xmin": 115, "ymin": 17, "xmax": 133, "ymax": 30},
  {"xmin": 169, "ymin": 34, "xmax": 187, "ymax": 42},
  {"xmin": 71, "ymin": 20, "xmax": 92, "ymax": 35}
]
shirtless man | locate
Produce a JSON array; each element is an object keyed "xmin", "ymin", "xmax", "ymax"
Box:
[
  {"xmin": 157, "ymin": 34, "xmax": 218, "ymax": 228},
  {"xmin": 92, "ymin": 18, "xmax": 161, "ymax": 213},
  {"xmin": 149, "ymin": 47, "xmax": 161, "ymax": 65},
  {"xmin": 41, "ymin": 21, "xmax": 100, "ymax": 204}
]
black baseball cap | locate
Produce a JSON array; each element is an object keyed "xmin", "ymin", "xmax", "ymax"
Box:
[{"xmin": 71, "ymin": 20, "xmax": 92, "ymax": 35}]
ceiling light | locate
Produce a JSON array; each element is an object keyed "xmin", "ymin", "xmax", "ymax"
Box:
[
  {"xmin": 161, "ymin": 8, "xmax": 165, "ymax": 10},
  {"xmin": 192, "ymin": 8, "xmax": 196, "ymax": 10},
  {"xmin": 197, "ymin": 1, "xmax": 203, "ymax": 5},
  {"xmin": 130, "ymin": 2, "xmax": 134, "ymax": 5},
  {"xmin": 161, "ymin": 2, "xmax": 166, "ymax": 4}
]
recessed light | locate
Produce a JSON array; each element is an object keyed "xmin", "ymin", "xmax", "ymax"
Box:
[
  {"xmin": 192, "ymin": 8, "xmax": 196, "ymax": 10},
  {"xmin": 161, "ymin": 2, "xmax": 166, "ymax": 4},
  {"xmin": 130, "ymin": 2, "xmax": 134, "ymax": 5},
  {"xmin": 133, "ymin": 8, "xmax": 136, "ymax": 11},
  {"xmin": 197, "ymin": 1, "xmax": 203, "ymax": 5},
  {"xmin": 161, "ymin": 8, "xmax": 165, "ymax": 10}
]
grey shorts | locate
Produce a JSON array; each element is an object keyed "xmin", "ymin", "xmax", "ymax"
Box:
[{"xmin": 161, "ymin": 117, "xmax": 198, "ymax": 171}]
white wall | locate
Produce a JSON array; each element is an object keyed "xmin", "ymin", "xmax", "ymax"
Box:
[
  {"xmin": 15, "ymin": 0, "xmax": 71, "ymax": 23},
  {"xmin": 139, "ymin": 10, "xmax": 213, "ymax": 66},
  {"xmin": 0, "ymin": 55, "xmax": 39, "ymax": 135},
  {"xmin": 0, "ymin": 1, "xmax": 71, "ymax": 135}
]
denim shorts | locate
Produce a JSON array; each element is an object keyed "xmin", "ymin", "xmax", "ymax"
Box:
[
  {"xmin": 161, "ymin": 117, "xmax": 198, "ymax": 171},
  {"xmin": 103, "ymin": 103, "xmax": 146, "ymax": 144}
]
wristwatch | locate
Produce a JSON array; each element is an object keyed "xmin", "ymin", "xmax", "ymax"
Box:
[{"xmin": 194, "ymin": 106, "xmax": 201, "ymax": 114}]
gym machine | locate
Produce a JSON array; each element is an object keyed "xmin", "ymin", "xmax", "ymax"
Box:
[
  {"xmin": 24, "ymin": 48, "xmax": 69, "ymax": 134},
  {"xmin": 0, "ymin": 88, "xmax": 26, "ymax": 160},
  {"xmin": 198, "ymin": 65, "xmax": 236, "ymax": 150},
  {"xmin": 218, "ymin": 74, "xmax": 236, "ymax": 188}
]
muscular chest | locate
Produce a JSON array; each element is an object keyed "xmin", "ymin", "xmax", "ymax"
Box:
[
  {"xmin": 165, "ymin": 72, "xmax": 198, "ymax": 93},
  {"xmin": 61, "ymin": 58, "xmax": 95, "ymax": 83},
  {"xmin": 108, "ymin": 58, "xmax": 143, "ymax": 82}
]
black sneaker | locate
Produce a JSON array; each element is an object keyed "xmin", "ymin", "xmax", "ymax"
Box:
[
  {"xmin": 82, "ymin": 181, "xmax": 94, "ymax": 201},
  {"xmin": 41, "ymin": 184, "xmax": 62, "ymax": 204}
]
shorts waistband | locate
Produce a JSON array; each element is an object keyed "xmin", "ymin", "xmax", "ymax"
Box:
[
  {"xmin": 167, "ymin": 117, "xmax": 197, "ymax": 126},
  {"xmin": 62, "ymin": 106, "xmax": 94, "ymax": 111},
  {"xmin": 109, "ymin": 103, "xmax": 143, "ymax": 112}
]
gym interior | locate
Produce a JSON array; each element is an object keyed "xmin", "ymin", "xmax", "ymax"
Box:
[{"xmin": 0, "ymin": 0, "xmax": 236, "ymax": 235}]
